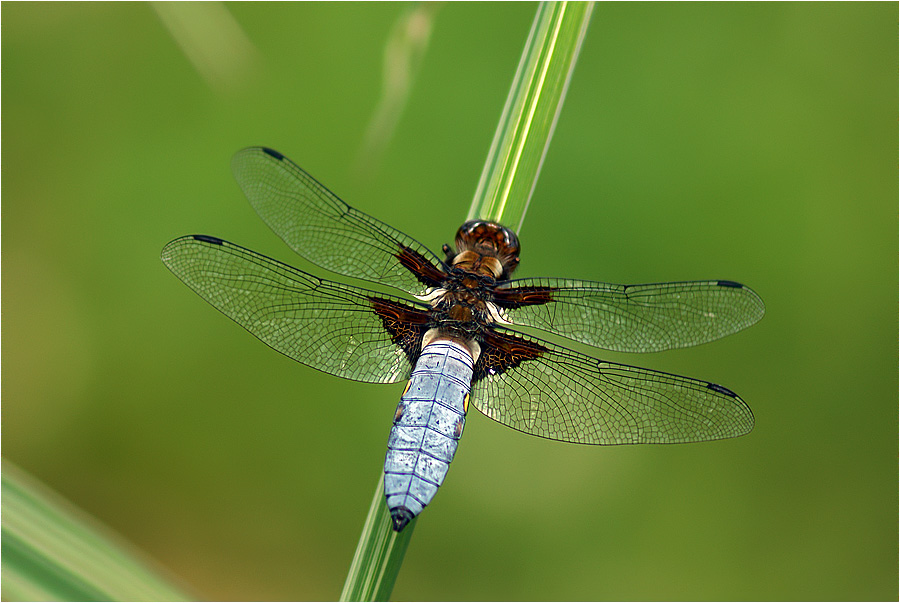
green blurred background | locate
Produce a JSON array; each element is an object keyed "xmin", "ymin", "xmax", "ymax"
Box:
[{"xmin": 3, "ymin": 3, "xmax": 896, "ymax": 600}]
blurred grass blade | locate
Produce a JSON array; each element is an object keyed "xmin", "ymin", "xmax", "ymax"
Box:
[
  {"xmin": 340, "ymin": 477, "xmax": 415, "ymax": 602},
  {"xmin": 343, "ymin": 4, "xmax": 592, "ymax": 600},
  {"xmin": 1, "ymin": 459, "xmax": 191, "ymax": 602},
  {"xmin": 355, "ymin": 3, "xmax": 440, "ymax": 177},
  {"xmin": 151, "ymin": 1, "xmax": 260, "ymax": 93},
  {"xmin": 469, "ymin": 1, "xmax": 594, "ymax": 231}
]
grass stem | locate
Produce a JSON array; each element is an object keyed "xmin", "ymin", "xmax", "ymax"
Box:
[
  {"xmin": 1, "ymin": 460, "xmax": 191, "ymax": 602},
  {"xmin": 469, "ymin": 1, "xmax": 594, "ymax": 231},
  {"xmin": 339, "ymin": 477, "xmax": 415, "ymax": 602}
]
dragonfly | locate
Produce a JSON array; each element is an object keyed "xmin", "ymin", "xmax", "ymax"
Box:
[{"xmin": 161, "ymin": 147, "xmax": 764, "ymax": 532}]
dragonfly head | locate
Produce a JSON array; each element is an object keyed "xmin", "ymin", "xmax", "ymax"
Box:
[{"xmin": 450, "ymin": 220, "xmax": 520, "ymax": 280}]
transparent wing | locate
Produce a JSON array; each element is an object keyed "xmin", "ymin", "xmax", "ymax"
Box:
[
  {"xmin": 470, "ymin": 328, "xmax": 754, "ymax": 444},
  {"xmin": 495, "ymin": 278, "xmax": 765, "ymax": 353},
  {"xmin": 161, "ymin": 235, "xmax": 427, "ymax": 384},
  {"xmin": 231, "ymin": 147, "xmax": 445, "ymax": 296}
]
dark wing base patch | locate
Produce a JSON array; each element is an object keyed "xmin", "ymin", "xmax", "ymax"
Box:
[
  {"xmin": 474, "ymin": 328, "xmax": 549, "ymax": 381},
  {"xmin": 492, "ymin": 285, "xmax": 556, "ymax": 309},
  {"xmin": 370, "ymin": 297, "xmax": 431, "ymax": 367},
  {"xmin": 395, "ymin": 245, "xmax": 448, "ymax": 288}
]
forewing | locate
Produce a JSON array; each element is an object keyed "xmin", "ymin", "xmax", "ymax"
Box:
[
  {"xmin": 494, "ymin": 278, "xmax": 765, "ymax": 353},
  {"xmin": 470, "ymin": 328, "xmax": 754, "ymax": 444},
  {"xmin": 231, "ymin": 147, "xmax": 446, "ymax": 295},
  {"xmin": 161, "ymin": 235, "xmax": 431, "ymax": 384}
]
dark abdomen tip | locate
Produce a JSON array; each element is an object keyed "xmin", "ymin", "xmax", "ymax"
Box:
[{"xmin": 390, "ymin": 506, "xmax": 414, "ymax": 532}]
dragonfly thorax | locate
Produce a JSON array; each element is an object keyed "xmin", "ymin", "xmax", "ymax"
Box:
[
  {"xmin": 423, "ymin": 269, "xmax": 503, "ymax": 338},
  {"xmin": 450, "ymin": 250, "xmax": 504, "ymax": 279}
]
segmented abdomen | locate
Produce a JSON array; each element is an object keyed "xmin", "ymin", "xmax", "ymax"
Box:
[{"xmin": 384, "ymin": 340, "xmax": 473, "ymax": 531}]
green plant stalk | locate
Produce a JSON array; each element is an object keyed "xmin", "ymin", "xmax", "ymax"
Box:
[
  {"xmin": 470, "ymin": 1, "xmax": 594, "ymax": 231},
  {"xmin": 342, "ymin": 3, "xmax": 593, "ymax": 600},
  {"xmin": 1, "ymin": 459, "xmax": 192, "ymax": 602},
  {"xmin": 339, "ymin": 477, "xmax": 415, "ymax": 602}
]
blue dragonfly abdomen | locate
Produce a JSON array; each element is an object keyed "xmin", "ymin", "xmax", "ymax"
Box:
[{"xmin": 384, "ymin": 340, "xmax": 473, "ymax": 531}]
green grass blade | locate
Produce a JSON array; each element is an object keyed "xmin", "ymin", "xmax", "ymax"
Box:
[
  {"xmin": 469, "ymin": 1, "xmax": 594, "ymax": 231},
  {"xmin": 343, "ymin": 4, "xmax": 593, "ymax": 600},
  {"xmin": 355, "ymin": 3, "xmax": 441, "ymax": 177},
  {"xmin": 1, "ymin": 459, "xmax": 192, "ymax": 602},
  {"xmin": 340, "ymin": 477, "xmax": 415, "ymax": 602}
]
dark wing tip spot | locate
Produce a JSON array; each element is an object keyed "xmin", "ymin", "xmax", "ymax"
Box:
[
  {"xmin": 716, "ymin": 280, "xmax": 743, "ymax": 289},
  {"xmin": 706, "ymin": 382, "xmax": 738, "ymax": 398},
  {"xmin": 192, "ymin": 234, "xmax": 224, "ymax": 245},
  {"xmin": 261, "ymin": 147, "xmax": 285, "ymax": 161}
]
